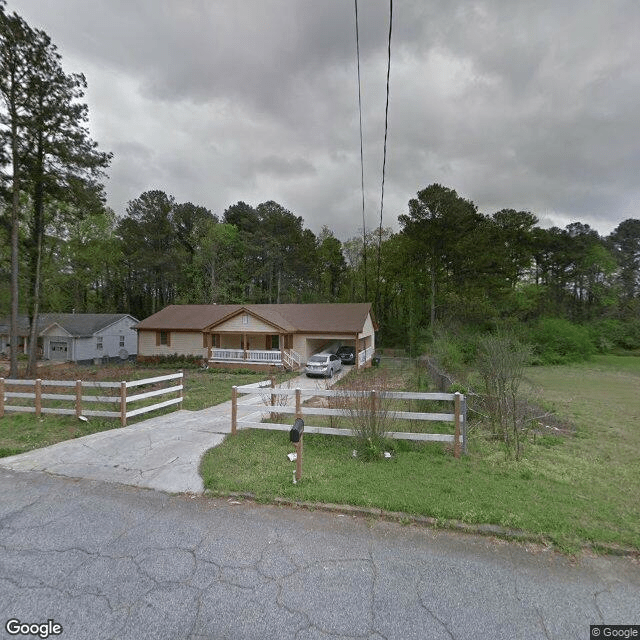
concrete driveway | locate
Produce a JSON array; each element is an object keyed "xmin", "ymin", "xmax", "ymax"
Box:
[{"xmin": 0, "ymin": 370, "xmax": 349, "ymax": 494}]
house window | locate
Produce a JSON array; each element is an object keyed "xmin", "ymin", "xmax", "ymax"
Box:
[
  {"xmin": 160, "ymin": 331, "xmax": 169, "ymax": 345},
  {"xmin": 96, "ymin": 337, "xmax": 103, "ymax": 350},
  {"xmin": 271, "ymin": 335, "xmax": 279, "ymax": 349},
  {"xmin": 242, "ymin": 314, "xmax": 249, "ymax": 325},
  {"xmin": 119, "ymin": 335, "xmax": 125, "ymax": 347}
]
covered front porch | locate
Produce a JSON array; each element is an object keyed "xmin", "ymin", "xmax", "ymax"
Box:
[{"xmin": 204, "ymin": 331, "xmax": 302, "ymax": 370}]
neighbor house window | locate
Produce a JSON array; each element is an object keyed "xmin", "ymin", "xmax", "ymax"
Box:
[
  {"xmin": 96, "ymin": 337, "xmax": 103, "ymax": 350},
  {"xmin": 119, "ymin": 335, "xmax": 125, "ymax": 347},
  {"xmin": 271, "ymin": 335, "xmax": 279, "ymax": 349},
  {"xmin": 242, "ymin": 314, "xmax": 249, "ymax": 325}
]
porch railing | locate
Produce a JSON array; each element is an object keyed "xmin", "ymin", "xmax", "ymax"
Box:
[
  {"xmin": 211, "ymin": 348, "xmax": 281, "ymax": 363},
  {"xmin": 282, "ymin": 349, "xmax": 301, "ymax": 370},
  {"xmin": 358, "ymin": 346, "xmax": 375, "ymax": 366}
]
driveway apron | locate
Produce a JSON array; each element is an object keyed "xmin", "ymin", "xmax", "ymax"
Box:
[{"xmin": 0, "ymin": 370, "xmax": 349, "ymax": 493}]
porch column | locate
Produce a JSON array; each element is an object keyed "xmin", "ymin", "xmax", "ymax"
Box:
[
  {"xmin": 355, "ymin": 333, "xmax": 360, "ymax": 370},
  {"xmin": 280, "ymin": 333, "xmax": 285, "ymax": 364},
  {"xmin": 242, "ymin": 333, "xmax": 247, "ymax": 361}
]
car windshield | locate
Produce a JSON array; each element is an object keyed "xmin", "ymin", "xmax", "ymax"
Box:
[
  {"xmin": 337, "ymin": 347, "xmax": 353, "ymax": 353},
  {"xmin": 309, "ymin": 355, "xmax": 328, "ymax": 363}
]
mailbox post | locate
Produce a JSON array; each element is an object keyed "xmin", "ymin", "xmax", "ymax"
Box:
[{"xmin": 289, "ymin": 418, "xmax": 304, "ymax": 482}]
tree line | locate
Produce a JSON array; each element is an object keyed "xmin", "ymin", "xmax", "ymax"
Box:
[
  {"xmin": 2, "ymin": 4, "xmax": 639, "ymax": 380},
  {"xmin": 4, "ymin": 181, "xmax": 639, "ymax": 343}
]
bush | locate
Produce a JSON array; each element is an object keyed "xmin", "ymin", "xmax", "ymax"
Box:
[
  {"xmin": 588, "ymin": 318, "xmax": 640, "ymax": 353},
  {"xmin": 136, "ymin": 353, "xmax": 204, "ymax": 369},
  {"xmin": 429, "ymin": 328, "xmax": 477, "ymax": 374},
  {"xmin": 529, "ymin": 318, "xmax": 594, "ymax": 364},
  {"xmin": 338, "ymin": 372, "xmax": 393, "ymax": 462},
  {"xmin": 476, "ymin": 333, "xmax": 533, "ymax": 460}
]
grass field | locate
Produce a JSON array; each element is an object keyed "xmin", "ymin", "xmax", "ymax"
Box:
[
  {"xmin": 0, "ymin": 363, "xmax": 290, "ymax": 458},
  {"xmin": 200, "ymin": 355, "xmax": 640, "ymax": 553}
]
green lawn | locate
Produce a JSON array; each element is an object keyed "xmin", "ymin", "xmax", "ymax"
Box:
[{"xmin": 200, "ymin": 355, "xmax": 640, "ymax": 553}]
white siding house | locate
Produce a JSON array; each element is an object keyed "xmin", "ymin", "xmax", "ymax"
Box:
[{"xmin": 39, "ymin": 314, "xmax": 139, "ymax": 363}]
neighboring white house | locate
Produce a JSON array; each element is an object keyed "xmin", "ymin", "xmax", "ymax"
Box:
[
  {"xmin": 136, "ymin": 303, "xmax": 377, "ymax": 371},
  {"xmin": 38, "ymin": 314, "xmax": 139, "ymax": 363}
]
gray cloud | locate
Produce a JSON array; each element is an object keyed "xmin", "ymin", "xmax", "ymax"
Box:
[{"xmin": 8, "ymin": 0, "xmax": 640, "ymax": 239}]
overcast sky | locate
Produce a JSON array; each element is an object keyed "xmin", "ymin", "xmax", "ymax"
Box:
[{"xmin": 8, "ymin": 0, "xmax": 640, "ymax": 239}]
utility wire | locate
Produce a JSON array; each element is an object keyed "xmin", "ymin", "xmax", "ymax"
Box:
[
  {"xmin": 354, "ymin": 0, "xmax": 368, "ymax": 301},
  {"xmin": 375, "ymin": 0, "xmax": 392, "ymax": 314}
]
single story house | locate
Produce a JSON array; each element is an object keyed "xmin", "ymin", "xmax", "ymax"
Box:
[
  {"xmin": 1, "ymin": 313, "xmax": 139, "ymax": 363},
  {"xmin": 136, "ymin": 303, "xmax": 376, "ymax": 370},
  {"xmin": 0, "ymin": 315, "xmax": 30, "ymax": 355}
]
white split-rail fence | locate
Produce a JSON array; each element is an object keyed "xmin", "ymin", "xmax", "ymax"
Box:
[
  {"xmin": 0, "ymin": 372, "xmax": 183, "ymax": 427},
  {"xmin": 231, "ymin": 382, "xmax": 467, "ymax": 457}
]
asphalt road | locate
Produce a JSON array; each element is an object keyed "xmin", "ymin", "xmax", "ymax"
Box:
[{"xmin": 1, "ymin": 469, "xmax": 638, "ymax": 640}]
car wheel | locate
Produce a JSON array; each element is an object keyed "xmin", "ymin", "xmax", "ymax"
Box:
[{"xmin": 328, "ymin": 367, "xmax": 333, "ymax": 378}]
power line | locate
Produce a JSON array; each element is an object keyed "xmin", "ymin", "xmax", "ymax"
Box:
[
  {"xmin": 354, "ymin": 0, "xmax": 368, "ymax": 301},
  {"xmin": 375, "ymin": 0, "xmax": 392, "ymax": 313}
]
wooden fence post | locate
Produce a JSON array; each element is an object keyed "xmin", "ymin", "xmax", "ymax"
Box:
[
  {"xmin": 35, "ymin": 379, "xmax": 42, "ymax": 417},
  {"xmin": 75, "ymin": 380, "xmax": 82, "ymax": 418},
  {"xmin": 120, "ymin": 381, "xmax": 127, "ymax": 427},
  {"xmin": 461, "ymin": 394, "xmax": 468, "ymax": 455},
  {"xmin": 296, "ymin": 434, "xmax": 303, "ymax": 482},
  {"xmin": 270, "ymin": 376, "xmax": 275, "ymax": 422},
  {"xmin": 231, "ymin": 385, "xmax": 238, "ymax": 435},
  {"xmin": 0, "ymin": 378, "xmax": 4, "ymax": 418},
  {"xmin": 295, "ymin": 388, "xmax": 301, "ymax": 420},
  {"xmin": 454, "ymin": 392, "xmax": 461, "ymax": 458},
  {"xmin": 295, "ymin": 388, "xmax": 303, "ymax": 481}
]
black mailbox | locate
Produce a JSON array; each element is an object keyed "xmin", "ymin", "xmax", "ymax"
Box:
[{"xmin": 289, "ymin": 418, "xmax": 304, "ymax": 443}]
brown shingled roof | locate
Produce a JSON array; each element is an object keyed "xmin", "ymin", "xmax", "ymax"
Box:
[
  {"xmin": 135, "ymin": 305, "xmax": 237, "ymax": 331},
  {"xmin": 136, "ymin": 303, "xmax": 374, "ymax": 334}
]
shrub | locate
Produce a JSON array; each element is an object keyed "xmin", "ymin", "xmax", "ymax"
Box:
[
  {"xmin": 136, "ymin": 353, "xmax": 204, "ymax": 369},
  {"xmin": 588, "ymin": 318, "xmax": 640, "ymax": 352},
  {"xmin": 338, "ymin": 372, "xmax": 393, "ymax": 461},
  {"xmin": 429, "ymin": 328, "xmax": 477, "ymax": 375},
  {"xmin": 476, "ymin": 333, "xmax": 533, "ymax": 460},
  {"xmin": 529, "ymin": 318, "xmax": 594, "ymax": 365}
]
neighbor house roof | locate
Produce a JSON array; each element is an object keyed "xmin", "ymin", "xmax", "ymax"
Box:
[
  {"xmin": 0, "ymin": 315, "xmax": 31, "ymax": 337},
  {"xmin": 136, "ymin": 304, "xmax": 375, "ymax": 334},
  {"xmin": 38, "ymin": 314, "xmax": 138, "ymax": 337},
  {"xmin": 0, "ymin": 313, "xmax": 138, "ymax": 339}
]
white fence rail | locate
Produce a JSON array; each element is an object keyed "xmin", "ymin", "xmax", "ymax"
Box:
[
  {"xmin": 231, "ymin": 383, "xmax": 467, "ymax": 456},
  {"xmin": 0, "ymin": 372, "xmax": 183, "ymax": 427}
]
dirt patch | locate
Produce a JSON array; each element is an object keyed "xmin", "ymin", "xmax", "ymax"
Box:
[{"xmin": 1, "ymin": 361, "xmax": 174, "ymax": 382}]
